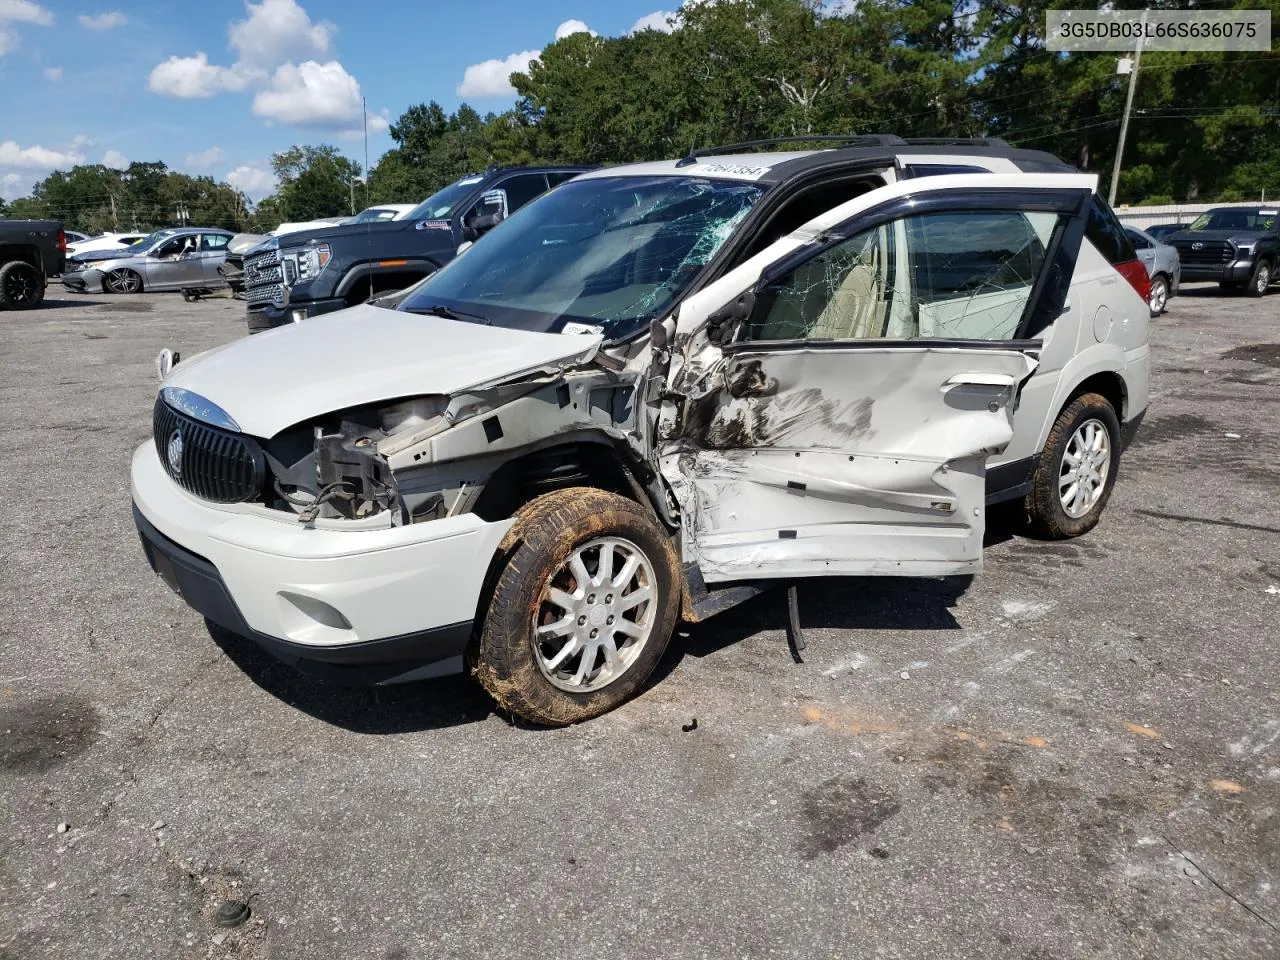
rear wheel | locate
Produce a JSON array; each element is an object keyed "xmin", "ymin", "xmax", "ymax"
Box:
[
  {"xmin": 1147, "ymin": 274, "xmax": 1169, "ymax": 315},
  {"xmin": 1246, "ymin": 259, "xmax": 1272, "ymax": 298},
  {"xmin": 469, "ymin": 487, "xmax": 680, "ymax": 726},
  {"xmin": 0, "ymin": 260, "xmax": 44, "ymax": 310},
  {"xmin": 1023, "ymin": 392, "xmax": 1121, "ymax": 539},
  {"xmin": 104, "ymin": 268, "xmax": 142, "ymax": 294}
]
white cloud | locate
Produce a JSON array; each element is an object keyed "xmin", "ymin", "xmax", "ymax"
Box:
[
  {"xmin": 1, "ymin": 171, "xmax": 26, "ymax": 200},
  {"xmin": 0, "ymin": 1, "xmax": 53, "ymax": 25},
  {"xmin": 228, "ymin": 0, "xmax": 334, "ymax": 69},
  {"xmin": 252, "ymin": 59, "xmax": 363, "ymax": 126},
  {"xmin": 0, "ymin": 0, "xmax": 53, "ymax": 56},
  {"xmin": 226, "ymin": 163, "xmax": 276, "ymax": 199},
  {"xmin": 0, "ymin": 140, "xmax": 85, "ymax": 169},
  {"xmin": 102, "ymin": 149, "xmax": 129, "ymax": 169},
  {"xmin": 554, "ymin": 18, "xmax": 596, "ymax": 40},
  {"xmin": 629, "ymin": 10, "xmax": 677, "ymax": 33},
  {"xmin": 185, "ymin": 146, "xmax": 226, "ymax": 170},
  {"xmin": 43, "ymin": 65, "xmax": 60, "ymax": 80},
  {"xmin": 148, "ymin": 52, "xmax": 258, "ymax": 98},
  {"xmin": 457, "ymin": 48, "xmax": 540, "ymax": 98},
  {"xmin": 78, "ymin": 11, "xmax": 126, "ymax": 30}
]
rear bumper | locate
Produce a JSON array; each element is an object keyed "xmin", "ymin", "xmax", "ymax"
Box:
[
  {"xmin": 130, "ymin": 442, "xmax": 514, "ymax": 686},
  {"xmin": 1179, "ymin": 259, "xmax": 1253, "ymax": 283},
  {"xmin": 246, "ymin": 296, "xmax": 346, "ymax": 334}
]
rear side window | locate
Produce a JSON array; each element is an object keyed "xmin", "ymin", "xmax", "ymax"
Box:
[
  {"xmin": 903, "ymin": 164, "xmax": 988, "ymax": 178},
  {"xmin": 1086, "ymin": 195, "xmax": 1136, "ymax": 264},
  {"xmin": 498, "ymin": 173, "xmax": 551, "ymax": 212}
]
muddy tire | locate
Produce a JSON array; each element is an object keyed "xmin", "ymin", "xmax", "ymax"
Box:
[
  {"xmin": 1023, "ymin": 392, "xmax": 1121, "ymax": 540},
  {"xmin": 469, "ymin": 487, "xmax": 680, "ymax": 726},
  {"xmin": 1245, "ymin": 259, "xmax": 1272, "ymax": 298},
  {"xmin": 0, "ymin": 260, "xmax": 44, "ymax": 310}
]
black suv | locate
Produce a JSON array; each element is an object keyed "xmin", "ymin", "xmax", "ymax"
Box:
[
  {"xmin": 1167, "ymin": 206, "xmax": 1278, "ymax": 296},
  {"xmin": 243, "ymin": 165, "xmax": 591, "ymax": 333}
]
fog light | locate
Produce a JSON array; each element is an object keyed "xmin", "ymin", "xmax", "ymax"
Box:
[{"xmin": 291, "ymin": 309, "xmax": 307, "ymax": 323}]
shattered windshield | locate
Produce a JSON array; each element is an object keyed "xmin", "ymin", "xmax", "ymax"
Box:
[
  {"xmin": 400, "ymin": 175, "xmax": 765, "ymax": 339},
  {"xmin": 405, "ymin": 175, "xmax": 486, "ymax": 220}
]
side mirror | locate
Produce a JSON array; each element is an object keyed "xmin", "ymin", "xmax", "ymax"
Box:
[{"xmin": 705, "ymin": 291, "xmax": 756, "ymax": 345}]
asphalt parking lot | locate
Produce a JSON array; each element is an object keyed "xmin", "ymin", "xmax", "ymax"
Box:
[{"xmin": 2, "ymin": 285, "xmax": 1278, "ymax": 959}]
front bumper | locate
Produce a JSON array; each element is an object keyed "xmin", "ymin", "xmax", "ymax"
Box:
[
  {"xmin": 61, "ymin": 270, "xmax": 102, "ymax": 293},
  {"xmin": 245, "ymin": 296, "xmax": 346, "ymax": 334},
  {"xmin": 130, "ymin": 442, "xmax": 514, "ymax": 685},
  {"xmin": 1179, "ymin": 259, "xmax": 1253, "ymax": 283}
]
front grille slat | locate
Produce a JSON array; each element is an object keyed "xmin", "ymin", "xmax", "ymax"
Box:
[
  {"xmin": 152, "ymin": 397, "xmax": 266, "ymax": 504},
  {"xmin": 1173, "ymin": 240, "xmax": 1233, "ymax": 264},
  {"xmin": 244, "ymin": 248, "xmax": 286, "ymax": 307}
]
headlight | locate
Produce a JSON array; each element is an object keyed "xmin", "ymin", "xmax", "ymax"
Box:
[
  {"xmin": 1236, "ymin": 242, "xmax": 1254, "ymax": 255},
  {"xmin": 284, "ymin": 243, "xmax": 332, "ymax": 284},
  {"xmin": 378, "ymin": 396, "xmax": 448, "ymax": 434}
]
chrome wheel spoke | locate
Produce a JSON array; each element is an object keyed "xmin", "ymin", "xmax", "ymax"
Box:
[
  {"xmin": 531, "ymin": 535, "xmax": 659, "ymax": 694},
  {"xmin": 1059, "ymin": 417, "xmax": 1112, "ymax": 519}
]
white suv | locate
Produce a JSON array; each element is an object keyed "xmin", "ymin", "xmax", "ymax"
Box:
[{"xmin": 132, "ymin": 137, "xmax": 1150, "ymax": 725}]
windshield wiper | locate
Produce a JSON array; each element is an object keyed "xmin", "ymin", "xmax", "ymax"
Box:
[{"xmin": 411, "ymin": 303, "xmax": 490, "ymax": 325}]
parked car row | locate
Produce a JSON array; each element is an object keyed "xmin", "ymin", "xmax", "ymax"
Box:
[{"xmin": 133, "ymin": 135, "xmax": 1157, "ymax": 725}]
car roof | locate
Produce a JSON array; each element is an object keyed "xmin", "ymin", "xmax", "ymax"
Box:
[{"xmin": 576, "ymin": 142, "xmax": 1073, "ymax": 185}]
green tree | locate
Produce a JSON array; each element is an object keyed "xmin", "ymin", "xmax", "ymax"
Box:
[{"xmin": 270, "ymin": 145, "xmax": 362, "ymax": 221}]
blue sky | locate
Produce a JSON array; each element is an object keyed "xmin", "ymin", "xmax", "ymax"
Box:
[{"xmin": 0, "ymin": 0, "xmax": 681, "ymax": 201}]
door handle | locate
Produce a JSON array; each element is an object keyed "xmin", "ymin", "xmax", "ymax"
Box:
[{"xmin": 943, "ymin": 373, "xmax": 1018, "ymax": 388}]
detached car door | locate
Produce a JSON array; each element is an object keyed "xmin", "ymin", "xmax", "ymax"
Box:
[{"xmin": 660, "ymin": 172, "xmax": 1095, "ymax": 583}]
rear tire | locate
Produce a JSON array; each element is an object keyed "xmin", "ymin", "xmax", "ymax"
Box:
[
  {"xmin": 0, "ymin": 260, "xmax": 44, "ymax": 310},
  {"xmin": 1245, "ymin": 259, "xmax": 1272, "ymax": 298},
  {"xmin": 1147, "ymin": 274, "xmax": 1169, "ymax": 315},
  {"xmin": 1023, "ymin": 392, "xmax": 1121, "ymax": 540},
  {"xmin": 469, "ymin": 487, "xmax": 680, "ymax": 726}
]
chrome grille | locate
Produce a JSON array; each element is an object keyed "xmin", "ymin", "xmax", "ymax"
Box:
[
  {"xmin": 1173, "ymin": 240, "xmax": 1232, "ymax": 264},
  {"xmin": 153, "ymin": 398, "xmax": 266, "ymax": 503},
  {"xmin": 243, "ymin": 248, "xmax": 285, "ymax": 305}
]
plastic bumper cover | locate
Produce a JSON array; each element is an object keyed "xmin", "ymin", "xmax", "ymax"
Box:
[{"xmin": 130, "ymin": 443, "xmax": 514, "ymax": 685}]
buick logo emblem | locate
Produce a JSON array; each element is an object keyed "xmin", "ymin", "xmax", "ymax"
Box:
[
  {"xmin": 1191, "ymin": 242, "xmax": 1204, "ymax": 250},
  {"xmin": 166, "ymin": 429, "xmax": 184, "ymax": 476}
]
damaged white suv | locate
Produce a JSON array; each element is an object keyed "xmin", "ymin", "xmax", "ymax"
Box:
[{"xmin": 132, "ymin": 137, "xmax": 1150, "ymax": 724}]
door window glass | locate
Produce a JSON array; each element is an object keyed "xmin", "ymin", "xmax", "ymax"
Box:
[
  {"xmin": 744, "ymin": 209, "xmax": 1059, "ymax": 343},
  {"xmin": 497, "ymin": 173, "xmax": 551, "ymax": 212},
  {"xmin": 1124, "ymin": 228, "xmax": 1152, "ymax": 249},
  {"xmin": 201, "ymin": 233, "xmax": 230, "ymax": 251}
]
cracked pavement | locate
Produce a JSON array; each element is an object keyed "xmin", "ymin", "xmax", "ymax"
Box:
[{"xmin": 1, "ymin": 285, "xmax": 1278, "ymax": 958}]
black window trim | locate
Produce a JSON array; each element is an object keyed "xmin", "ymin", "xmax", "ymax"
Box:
[{"xmin": 721, "ymin": 186, "xmax": 1091, "ymax": 355}]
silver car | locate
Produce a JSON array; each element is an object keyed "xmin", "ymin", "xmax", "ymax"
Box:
[
  {"xmin": 1125, "ymin": 226, "xmax": 1180, "ymax": 315},
  {"xmin": 61, "ymin": 228, "xmax": 234, "ymax": 294}
]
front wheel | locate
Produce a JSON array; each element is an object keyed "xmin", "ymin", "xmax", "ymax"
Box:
[
  {"xmin": 469, "ymin": 487, "xmax": 681, "ymax": 726},
  {"xmin": 1245, "ymin": 259, "xmax": 1272, "ymax": 298},
  {"xmin": 1023, "ymin": 393, "xmax": 1121, "ymax": 539},
  {"xmin": 104, "ymin": 269, "xmax": 142, "ymax": 294}
]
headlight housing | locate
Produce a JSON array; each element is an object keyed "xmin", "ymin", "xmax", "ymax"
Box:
[
  {"xmin": 283, "ymin": 243, "xmax": 331, "ymax": 284},
  {"xmin": 1236, "ymin": 242, "xmax": 1255, "ymax": 255}
]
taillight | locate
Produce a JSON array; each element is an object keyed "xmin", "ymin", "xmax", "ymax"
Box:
[
  {"xmin": 57, "ymin": 229, "xmax": 67, "ymax": 254},
  {"xmin": 1114, "ymin": 259, "xmax": 1150, "ymax": 303}
]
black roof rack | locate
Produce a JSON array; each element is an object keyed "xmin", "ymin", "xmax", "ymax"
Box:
[{"xmin": 675, "ymin": 134, "xmax": 1012, "ymax": 166}]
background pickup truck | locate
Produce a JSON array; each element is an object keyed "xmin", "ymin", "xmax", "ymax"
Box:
[
  {"xmin": 0, "ymin": 218, "xmax": 65, "ymax": 310},
  {"xmin": 242, "ymin": 165, "xmax": 590, "ymax": 333},
  {"xmin": 1166, "ymin": 206, "xmax": 1278, "ymax": 297}
]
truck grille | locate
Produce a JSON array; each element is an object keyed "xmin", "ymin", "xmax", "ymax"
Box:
[
  {"xmin": 1173, "ymin": 240, "xmax": 1233, "ymax": 264},
  {"xmin": 153, "ymin": 398, "xmax": 267, "ymax": 504},
  {"xmin": 243, "ymin": 248, "xmax": 285, "ymax": 306}
]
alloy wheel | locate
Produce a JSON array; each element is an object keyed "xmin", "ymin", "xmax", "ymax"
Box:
[
  {"xmin": 1257, "ymin": 263, "xmax": 1272, "ymax": 295},
  {"xmin": 1148, "ymin": 278, "xmax": 1167, "ymax": 314},
  {"xmin": 107, "ymin": 270, "xmax": 140, "ymax": 294},
  {"xmin": 1059, "ymin": 418, "xmax": 1111, "ymax": 519},
  {"xmin": 532, "ymin": 536, "xmax": 657, "ymax": 693}
]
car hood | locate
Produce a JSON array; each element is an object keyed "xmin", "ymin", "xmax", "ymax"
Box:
[
  {"xmin": 71, "ymin": 247, "xmax": 148, "ymax": 266},
  {"xmin": 1166, "ymin": 228, "xmax": 1267, "ymax": 244},
  {"xmin": 161, "ymin": 303, "xmax": 604, "ymax": 438},
  {"xmin": 274, "ymin": 219, "xmax": 413, "ymax": 247}
]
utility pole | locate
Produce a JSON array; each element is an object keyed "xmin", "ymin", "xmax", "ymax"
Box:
[
  {"xmin": 109, "ymin": 193, "xmax": 118, "ymax": 231},
  {"xmin": 1108, "ymin": 9, "xmax": 1146, "ymax": 206},
  {"xmin": 349, "ymin": 175, "xmax": 355, "ymax": 215}
]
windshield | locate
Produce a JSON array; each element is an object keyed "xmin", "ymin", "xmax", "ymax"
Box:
[
  {"xmin": 131, "ymin": 229, "xmax": 179, "ymax": 249},
  {"xmin": 1188, "ymin": 208, "xmax": 1277, "ymax": 231},
  {"xmin": 405, "ymin": 175, "xmax": 486, "ymax": 220},
  {"xmin": 350, "ymin": 207, "xmax": 402, "ymax": 223},
  {"xmin": 400, "ymin": 175, "xmax": 765, "ymax": 339}
]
